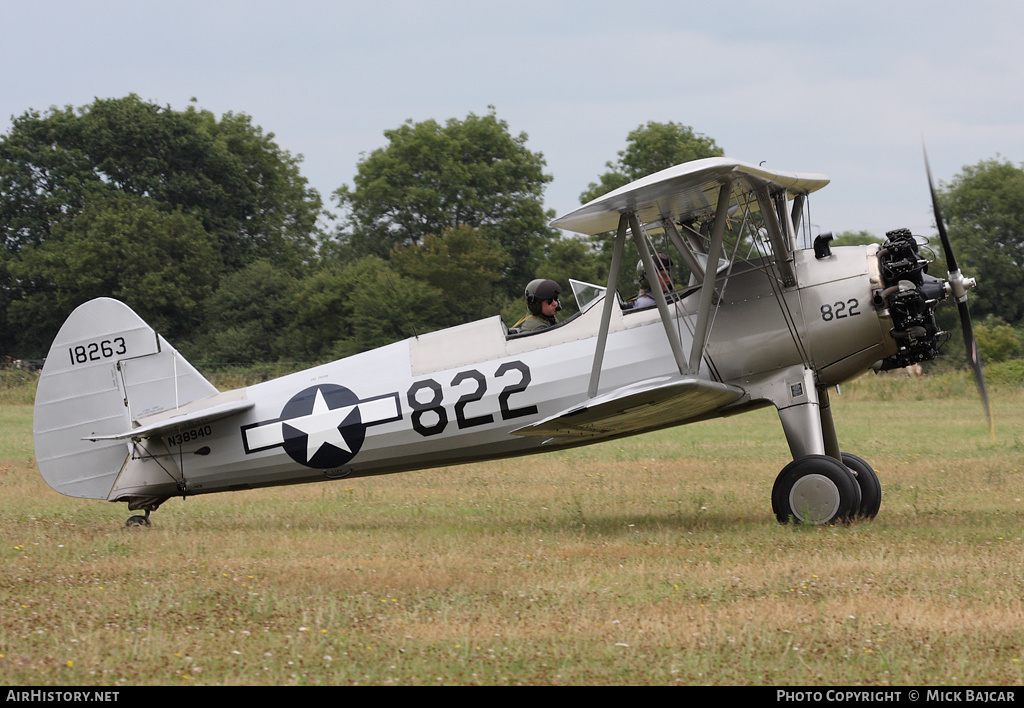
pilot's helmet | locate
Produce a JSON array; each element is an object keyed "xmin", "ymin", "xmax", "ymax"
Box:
[
  {"xmin": 525, "ymin": 278, "xmax": 561, "ymax": 315},
  {"xmin": 637, "ymin": 252, "xmax": 673, "ymax": 288}
]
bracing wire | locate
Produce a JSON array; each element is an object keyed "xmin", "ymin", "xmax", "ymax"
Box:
[{"xmin": 749, "ymin": 196, "xmax": 812, "ymax": 368}]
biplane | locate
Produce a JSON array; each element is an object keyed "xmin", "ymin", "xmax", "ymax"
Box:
[{"xmin": 32, "ymin": 154, "xmax": 989, "ymax": 527}]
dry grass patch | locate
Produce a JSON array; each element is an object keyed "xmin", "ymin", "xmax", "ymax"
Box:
[{"xmin": 1, "ymin": 379, "xmax": 1023, "ymax": 684}]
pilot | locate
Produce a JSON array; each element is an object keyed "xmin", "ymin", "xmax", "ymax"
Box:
[
  {"xmin": 516, "ymin": 278, "xmax": 562, "ymax": 331},
  {"xmin": 632, "ymin": 252, "xmax": 673, "ymax": 308}
]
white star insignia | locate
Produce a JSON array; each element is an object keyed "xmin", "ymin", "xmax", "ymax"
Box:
[{"xmin": 285, "ymin": 388, "xmax": 358, "ymax": 462}]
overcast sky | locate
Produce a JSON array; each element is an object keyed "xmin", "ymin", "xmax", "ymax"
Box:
[{"xmin": 4, "ymin": 0, "xmax": 1023, "ymax": 241}]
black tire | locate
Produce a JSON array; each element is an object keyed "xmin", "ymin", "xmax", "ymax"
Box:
[
  {"xmin": 841, "ymin": 452, "xmax": 882, "ymax": 519},
  {"xmin": 772, "ymin": 455, "xmax": 862, "ymax": 525}
]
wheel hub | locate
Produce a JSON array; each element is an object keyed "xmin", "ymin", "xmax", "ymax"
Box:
[{"xmin": 788, "ymin": 473, "xmax": 841, "ymax": 524}]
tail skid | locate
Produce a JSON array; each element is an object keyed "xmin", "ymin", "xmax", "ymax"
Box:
[{"xmin": 33, "ymin": 298, "xmax": 217, "ymax": 500}]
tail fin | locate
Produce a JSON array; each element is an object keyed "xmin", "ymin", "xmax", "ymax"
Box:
[{"xmin": 33, "ymin": 298, "xmax": 217, "ymax": 500}]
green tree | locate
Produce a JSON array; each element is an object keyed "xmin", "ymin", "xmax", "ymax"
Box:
[
  {"xmin": 937, "ymin": 157, "xmax": 1024, "ymax": 325},
  {"xmin": 973, "ymin": 317, "xmax": 1022, "ymax": 363},
  {"xmin": 290, "ymin": 257, "xmax": 448, "ymax": 359},
  {"xmin": 390, "ymin": 225, "xmax": 508, "ymax": 327},
  {"xmin": 0, "ymin": 95, "xmax": 326, "ymax": 356},
  {"xmin": 0, "ymin": 95, "xmax": 324, "ymax": 267},
  {"xmin": 7, "ymin": 194, "xmax": 219, "ymax": 356},
  {"xmin": 535, "ymin": 236, "xmax": 605, "ymax": 314},
  {"xmin": 331, "ymin": 109, "xmax": 555, "ymax": 295},
  {"xmin": 579, "ymin": 121, "xmax": 724, "ymax": 204},
  {"xmin": 199, "ymin": 259, "xmax": 300, "ymax": 363},
  {"xmin": 577, "ymin": 122, "xmax": 724, "ymax": 297}
]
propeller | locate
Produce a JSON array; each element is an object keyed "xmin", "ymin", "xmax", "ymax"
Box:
[{"xmin": 923, "ymin": 146, "xmax": 993, "ymax": 435}]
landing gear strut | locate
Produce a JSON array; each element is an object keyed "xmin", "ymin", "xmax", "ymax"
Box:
[
  {"xmin": 123, "ymin": 496, "xmax": 166, "ymax": 530},
  {"xmin": 764, "ymin": 368, "xmax": 882, "ymax": 524}
]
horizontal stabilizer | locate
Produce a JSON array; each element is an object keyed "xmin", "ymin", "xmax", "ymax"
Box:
[
  {"xmin": 83, "ymin": 392, "xmax": 253, "ymax": 442},
  {"xmin": 512, "ymin": 376, "xmax": 745, "ymax": 441}
]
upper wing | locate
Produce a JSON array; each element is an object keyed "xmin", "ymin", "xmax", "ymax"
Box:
[
  {"xmin": 551, "ymin": 157, "xmax": 829, "ymax": 235},
  {"xmin": 511, "ymin": 376, "xmax": 745, "ymax": 441}
]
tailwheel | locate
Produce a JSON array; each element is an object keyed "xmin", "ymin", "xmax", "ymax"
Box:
[
  {"xmin": 841, "ymin": 452, "xmax": 882, "ymax": 519},
  {"xmin": 772, "ymin": 455, "xmax": 862, "ymax": 525},
  {"xmin": 125, "ymin": 510, "xmax": 152, "ymax": 529}
]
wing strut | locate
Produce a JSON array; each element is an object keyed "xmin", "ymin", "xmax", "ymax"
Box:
[
  {"xmin": 587, "ymin": 215, "xmax": 627, "ymax": 398},
  {"xmin": 631, "ymin": 212, "xmax": 690, "ymax": 375},
  {"xmin": 790, "ymin": 193, "xmax": 806, "ymax": 239},
  {"xmin": 660, "ymin": 218, "xmax": 706, "ymax": 285},
  {"xmin": 686, "ymin": 179, "xmax": 733, "ymax": 375},
  {"xmin": 755, "ymin": 186, "xmax": 797, "ymax": 287},
  {"xmin": 587, "ymin": 180, "xmax": 735, "ymax": 395}
]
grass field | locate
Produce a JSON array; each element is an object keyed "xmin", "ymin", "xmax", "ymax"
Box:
[{"xmin": 1, "ymin": 372, "xmax": 1022, "ymax": 686}]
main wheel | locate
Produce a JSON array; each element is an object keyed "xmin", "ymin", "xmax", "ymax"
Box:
[
  {"xmin": 772, "ymin": 455, "xmax": 862, "ymax": 525},
  {"xmin": 841, "ymin": 452, "xmax": 882, "ymax": 519}
]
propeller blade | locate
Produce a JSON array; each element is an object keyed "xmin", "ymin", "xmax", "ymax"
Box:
[
  {"xmin": 924, "ymin": 145, "xmax": 993, "ymax": 435},
  {"xmin": 958, "ymin": 299, "xmax": 993, "ymax": 434},
  {"xmin": 924, "ymin": 146, "xmax": 959, "ymax": 274}
]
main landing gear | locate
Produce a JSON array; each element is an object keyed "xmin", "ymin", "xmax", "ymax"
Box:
[
  {"xmin": 771, "ymin": 453, "xmax": 881, "ymax": 525},
  {"xmin": 767, "ymin": 367, "xmax": 882, "ymax": 525}
]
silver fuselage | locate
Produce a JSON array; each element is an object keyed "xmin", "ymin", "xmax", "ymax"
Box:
[{"xmin": 107, "ymin": 245, "xmax": 894, "ymax": 502}]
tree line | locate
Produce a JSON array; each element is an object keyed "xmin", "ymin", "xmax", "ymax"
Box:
[{"xmin": 1, "ymin": 94, "xmax": 1022, "ymax": 366}]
